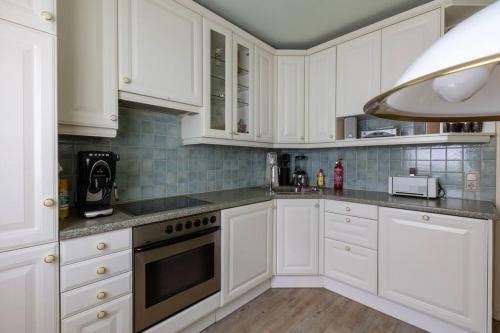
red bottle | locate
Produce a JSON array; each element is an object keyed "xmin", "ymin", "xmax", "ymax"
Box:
[{"xmin": 334, "ymin": 159, "xmax": 344, "ymax": 190}]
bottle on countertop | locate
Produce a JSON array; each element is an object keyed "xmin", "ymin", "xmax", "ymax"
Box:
[
  {"xmin": 59, "ymin": 178, "xmax": 69, "ymax": 219},
  {"xmin": 334, "ymin": 159, "xmax": 344, "ymax": 190},
  {"xmin": 316, "ymin": 169, "xmax": 325, "ymax": 189}
]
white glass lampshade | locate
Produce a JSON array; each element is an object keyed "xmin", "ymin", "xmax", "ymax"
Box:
[{"xmin": 364, "ymin": 1, "xmax": 500, "ymax": 121}]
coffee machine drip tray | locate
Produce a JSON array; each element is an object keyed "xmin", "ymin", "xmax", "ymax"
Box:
[{"xmin": 116, "ymin": 196, "xmax": 211, "ymax": 216}]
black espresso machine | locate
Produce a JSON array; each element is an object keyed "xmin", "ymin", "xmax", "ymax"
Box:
[{"xmin": 77, "ymin": 151, "xmax": 119, "ymax": 218}]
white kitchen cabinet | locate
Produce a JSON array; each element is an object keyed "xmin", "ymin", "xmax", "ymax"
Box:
[
  {"xmin": 62, "ymin": 294, "xmax": 132, "ymax": 333},
  {"xmin": 0, "ymin": 19, "xmax": 57, "ymax": 252},
  {"xmin": 379, "ymin": 207, "xmax": 488, "ymax": 333},
  {"xmin": 0, "ymin": 0, "xmax": 55, "ymax": 34},
  {"xmin": 381, "ymin": 9, "xmax": 441, "ymax": 91},
  {"xmin": 58, "ymin": 0, "xmax": 118, "ymax": 137},
  {"xmin": 324, "ymin": 239, "xmax": 377, "ymax": 294},
  {"xmin": 221, "ymin": 201, "xmax": 273, "ymax": 305},
  {"xmin": 0, "ymin": 242, "xmax": 59, "ymax": 333},
  {"xmin": 254, "ymin": 46, "xmax": 275, "ymax": 143},
  {"xmin": 277, "ymin": 199, "xmax": 319, "ymax": 275},
  {"xmin": 336, "ymin": 30, "xmax": 381, "ymax": 117},
  {"xmin": 118, "ymin": 0, "xmax": 202, "ymax": 110},
  {"xmin": 277, "ymin": 56, "xmax": 306, "ymax": 143},
  {"xmin": 308, "ymin": 47, "xmax": 336, "ymax": 143}
]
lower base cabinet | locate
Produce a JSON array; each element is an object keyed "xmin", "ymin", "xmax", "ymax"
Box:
[
  {"xmin": 0, "ymin": 242, "xmax": 59, "ymax": 333},
  {"xmin": 378, "ymin": 207, "xmax": 488, "ymax": 333},
  {"xmin": 221, "ymin": 201, "xmax": 273, "ymax": 305},
  {"xmin": 62, "ymin": 294, "xmax": 132, "ymax": 333}
]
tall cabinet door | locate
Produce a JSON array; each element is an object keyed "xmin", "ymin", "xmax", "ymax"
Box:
[
  {"xmin": 203, "ymin": 18, "xmax": 233, "ymax": 139},
  {"xmin": 0, "ymin": 0, "xmax": 56, "ymax": 34},
  {"xmin": 309, "ymin": 47, "xmax": 336, "ymax": 143},
  {"xmin": 378, "ymin": 207, "xmax": 488, "ymax": 333},
  {"xmin": 232, "ymin": 34, "xmax": 254, "ymax": 141},
  {"xmin": 221, "ymin": 201, "xmax": 273, "ymax": 306},
  {"xmin": 118, "ymin": 0, "xmax": 202, "ymax": 106},
  {"xmin": 277, "ymin": 56, "xmax": 305, "ymax": 143},
  {"xmin": 0, "ymin": 243, "xmax": 59, "ymax": 333},
  {"xmin": 254, "ymin": 47, "xmax": 274, "ymax": 143},
  {"xmin": 336, "ymin": 31, "xmax": 381, "ymax": 117},
  {"xmin": 58, "ymin": 0, "xmax": 118, "ymax": 137},
  {"xmin": 277, "ymin": 199, "xmax": 319, "ymax": 275},
  {"xmin": 381, "ymin": 9, "xmax": 441, "ymax": 91},
  {"xmin": 0, "ymin": 19, "xmax": 57, "ymax": 252}
]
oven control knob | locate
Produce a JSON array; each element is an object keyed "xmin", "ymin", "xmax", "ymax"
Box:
[
  {"xmin": 194, "ymin": 219, "xmax": 201, "ymax": 227},
  {"xmin": 210, "ymin": 215, "xmax": 217, "ymax": 223},
  {"xmin": 165, "ymin": 225, "xmax": 173, "ymax": 234},
  {"xmin": 202, "ymin": 218, "xmax": 208, "ymax": 225},
  {"xmin": 175, "ymin": 223, "xmax": 183, "ymax": 231},
  {"xmin": 185, "ymin": 221, "xmax": 192, "ymax": 229}
]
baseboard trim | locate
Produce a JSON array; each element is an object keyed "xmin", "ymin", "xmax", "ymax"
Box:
[{"xmin": 271, "ymin": 275, "xmax": 324, "ymax": 288}]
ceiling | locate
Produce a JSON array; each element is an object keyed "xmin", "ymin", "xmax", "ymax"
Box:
[{"xmin": 194, "ymin": 0, "xmax": 433, "ymax": 49}]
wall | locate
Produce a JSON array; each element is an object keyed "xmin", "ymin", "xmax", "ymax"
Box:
[
  {"xmin": 59, "ymin": 108, "xmax": 268, "ymax": 204},
  {"xmin": 281, "ymin": 138, "xmax": 496, "ymax": 202}
]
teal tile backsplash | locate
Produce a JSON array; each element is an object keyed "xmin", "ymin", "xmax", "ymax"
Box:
[{"xmin": 59, "ymin": 108, "xmax": 268, "ymax": 204}]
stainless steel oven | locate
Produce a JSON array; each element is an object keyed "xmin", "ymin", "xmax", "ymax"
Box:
[{"xmin": 133, "ymin": 211, "xmax": 221, "ymax": 332}]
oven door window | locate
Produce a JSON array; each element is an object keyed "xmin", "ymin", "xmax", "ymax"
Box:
[{"xmin": 145, "ymin": 243, "xmax": 215, "ymax": 308}]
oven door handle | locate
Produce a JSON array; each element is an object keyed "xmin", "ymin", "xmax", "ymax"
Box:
[{"xmin": 134, "ymin": 226, "xmax": 220, "ymax": 253}]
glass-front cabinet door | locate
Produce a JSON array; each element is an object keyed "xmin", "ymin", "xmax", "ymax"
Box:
[
  {"xmin": 232, "ymin": 35, "xmax": 254, "ymax": 141},
  {"xmin": 203, "ymin": 19, "xmax": 232, "ymax": 138}
]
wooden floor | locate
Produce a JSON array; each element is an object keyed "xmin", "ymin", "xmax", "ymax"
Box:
[{"xmin": 203, "ymin": 288, "xmax": 426, "ymax": 333}]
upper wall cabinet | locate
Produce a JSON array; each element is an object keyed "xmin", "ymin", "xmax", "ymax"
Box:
[
  {"xmin": 336, "ymin": 30, "xmax": 381, "ymax": 118},
  {"xmin": 309, "ymin": 47, "xmax": 336, "ymax": 143},
  {"xmin": 277, "ymin": 56, "xmax": 305, "ymax": 144},
  {"xmin": 381, "ymin": 9, "xmax": 441, "ymax": 91},
  {"xmin": 58, "ymin": 0, "xmax": 118, "ymax": 138},
  {"xmin": 0, "ymin": 19, "xmax": 57, "ymax": 252},
  {"xmin": 118, "ymin": 0, "xmax": 202, "ymax": 112},
  {"xmin": 232, "ymin": 34, "xmax": 254, "ymax": 141},
  {"xmin": 0, "ymin": 0, "xmax": 56, "ymax": 34},
  {"xmin": 254, "ymin": 47, "xmax": 275, "ymax": 143}
]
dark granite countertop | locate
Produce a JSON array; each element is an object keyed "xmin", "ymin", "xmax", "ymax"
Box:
[{"xmin": 59, "ymin": 187, "xmax": 497, "ymax": 240}]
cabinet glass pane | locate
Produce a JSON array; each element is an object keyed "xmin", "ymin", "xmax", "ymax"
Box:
[
  {"xmin": 210, "ymin": 31, "xmax": 226, "ymax": 131},
  {"xmin": 236, "ymin": 44, "xmax": 250, "ymax": 134}
]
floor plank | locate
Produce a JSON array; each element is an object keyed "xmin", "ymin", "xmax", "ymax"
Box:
[{"xmin": 202, "ymin": 288, "xmax": 427, "ymax": 333}]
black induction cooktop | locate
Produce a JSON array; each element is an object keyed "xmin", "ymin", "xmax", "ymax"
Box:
[{"xmin": 116, "ymin": 196, "xmax": 211, "ymax": 216}]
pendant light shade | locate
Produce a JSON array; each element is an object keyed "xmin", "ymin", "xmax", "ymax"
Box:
[{"xmin": 364, "ymin": 1, "xmax": 500, "ymax": 121}]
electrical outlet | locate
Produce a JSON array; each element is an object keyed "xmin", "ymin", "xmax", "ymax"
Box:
[{"xmin": 465, "ymin": 172, "xmax": 479, "ymax": 191}]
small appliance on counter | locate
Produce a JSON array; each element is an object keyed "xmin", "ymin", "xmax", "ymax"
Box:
[
  {"xmin": 278, "ymin": 153, "xmax": 291, "ymax": 186},
  {"xmin": 388, "ymin": 176, "xmax": 439, "ymax": 198},
  {"xmin": 292, "ymin": 155, "xmax": 309, "ymax": 187},
  {"xmin": 361, "ymin": 127, "xmax": 399, "ymax": 138},
  {"xmin": 77, "ymin": 151, "xmax": 119, "ymax": 218}
]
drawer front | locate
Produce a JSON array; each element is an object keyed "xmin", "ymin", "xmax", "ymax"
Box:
[
  {"xmin": 62, "ymin": 294, "xmax": 132, "ymax": 333},
  {"xmin": 61, "ymin": 250, "xmax": 132, "ymax": 292},
  {"xmin": 61, "ymin": 271, "xmax": 132, "ymax": 319},
  {"xmin": 324, "ymin": 200, "xmax": 377, "ymax": 220},
  {"xmin": 60, "ymin": 229, "xmax": 132, "ymax": 265},
  {"xmin": 325, "ymin": 212, "xmax": 377, "ymax": 250},
  {"xmin": 324, "ymin": 239, "xmax": 377, "ymax": 294}
]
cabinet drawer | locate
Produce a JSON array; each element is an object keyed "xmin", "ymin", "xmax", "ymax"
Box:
[
  {"xmin": 62, "ymin": 294, "xmax": 132, "ymax": 333},
  {"xmin": 324, "ymin": 239, "xmax": 377, "ymax": 294},
  {"xmin": 60, "ymin": 229, "xmax": 132, "ymax": 265},
  {"xmin": 325, "ymin": 212, "xmax": 377, "ymax": 250},
  {"xmin": 61, "ymin": 250, "xmax": 132, "ymax": 292},
  {"xmin": 324, "ymin": 200, "xmax": 377, "ymax": 220},
  {"xmin": 61, "ymin": 271, "xmax": 132, "ymax": 319}
]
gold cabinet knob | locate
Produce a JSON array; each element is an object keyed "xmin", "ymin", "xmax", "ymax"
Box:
[
  {"xmin": 345, "ymin": 207, "xmax": 351, "ymax": 212},
  {"xmin": 109, "ymin": 115, "xmax": 118, "ymax": 121},
  {"xmin": 96, "ymin": 267, "xmax": 107, "ymax": 275},
  {"xmin": 329, "ymin": 134, "xmax": 334, "ymax": 139},
  {"xmin": 123, "ymin": 77, "xmax": 131, "ymax": 84},
  {"xmin": 43, "ymin": 198, "xmax": 55, "ymax": 207},
  {"xmin": 314, "ymin": 203, "xmax": 320, "ymax": 208},
  {"xmin": 346, "ymin": 218, "xmax": 351, "ymax": 223},
  {"xmin": 96, "ymin": 291, "xmax": 107, "ymax": 300},
  {"xmin": 44, "ymin": 255, "xmax": 56, "ymax": 263},
  {"xmin": 96, "ymin": 311, "xmax": 107, "ymax": 319},
  {"xmin": 96, "ymin": 242, "xmax": 106, "ymax": 250},
  {"xmin": 422, "ymin": 215, "xmax": 430, "ymax": 221},
  {"xmin": 345, "ymin": 245, "xmax": 351, "ymax": 252},
  {"xmin": 41, "ymin": 11, "xmax": 54, "ymax": 21}
]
